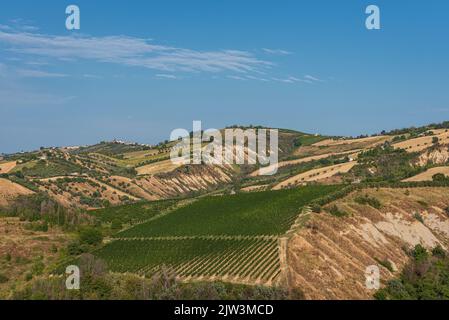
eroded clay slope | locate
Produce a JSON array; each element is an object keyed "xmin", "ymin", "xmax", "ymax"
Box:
[{"xmin": 286, "ymin": 187, "xmax": 449, "ymax": 300}]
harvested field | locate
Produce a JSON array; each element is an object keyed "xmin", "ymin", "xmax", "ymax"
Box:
[
  {"xmin": 0, "ymin": 161, "xmax": 17, "ymax": 174},
  {"xmin": 250, "ymin": 150, "xmax": 360, "ymax": 177},
  {"xmin": 403, "ymin": 166, "xmax": 449, "ymax": 182},
  {"xmin": 136, "ymin": 159, "xmax": 181, "ymax": 176},
  {"xmin": 312, "ymin": 136, "xmax": 390, "ymax": 147},
  {"xmin": 0, "ymin": 178, "xmax": 34, "ymax": 207},
  {"xmin": 273, "ymin": 162, "xmax": 357, "ymax": 190},
  {"xmin": 393, "ymin": 131, "xmax": 449, "ymax": 153}
]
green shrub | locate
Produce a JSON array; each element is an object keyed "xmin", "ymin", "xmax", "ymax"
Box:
[
  {"xmin": 311, "ymin": 204, "xmax": 322, "ymax": 213},
  {"xmin": 354, "ymin": 194, "xmax": 381, "ymax": 209},
  {"xmin": 375, "ymin": 258, "xmax": 394, "ymax": 272},
  {"xmin": 414, "ymin": 213, "xmax": 424, "ymax": 224},
  {"xmin": 328, "ymin": 205, "xmax": 347, "ymax": 217}
]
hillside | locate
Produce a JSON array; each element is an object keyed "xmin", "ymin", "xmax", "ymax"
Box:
[{"xmin": 2, "ymin": 122, "xmax": 449, "ymax": 300}]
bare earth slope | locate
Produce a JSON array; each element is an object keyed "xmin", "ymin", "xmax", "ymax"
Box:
[{"xmin": 286, "ymin": 187, "xmax": 449, "ymax": 299}]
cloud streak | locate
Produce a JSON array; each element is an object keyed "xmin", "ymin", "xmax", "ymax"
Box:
[{"xmin": 0, "ymin": 28, "xmax": 272, "ymax": 74}]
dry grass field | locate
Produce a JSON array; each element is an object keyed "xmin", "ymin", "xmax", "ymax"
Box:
[
  {"xmin": 403, "ymin": 166, "xmax": 449, "ymax": 182},
  {"xmin": 273, "ymin": 161, "xmax": 357, "ymax": 190},
  {"xmin": 0, "ymin": 178, "xmax": 34, "ymax": 207},
  {"xmin": 312, "ymin": 136, "xmax": 390, "ymax": 147},
  {"xmin": 0, "ymin": 161, "xmax": 17, "ymax": 174},
  {"xmin": 136, "ymin": 159, "xmax": 182, "ymax": 175},
  {"xmin": 250, "ymin": 150, "xmax": 360, "ymax": 177},
  {"xmin": 393, "ymin": 130, "xmax": 449, "ymax": 153}
]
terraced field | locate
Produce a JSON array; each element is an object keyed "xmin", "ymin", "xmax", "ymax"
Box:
[{"xmin": 95, "ymin": 185, "xmax": 341, "ymax": 285}]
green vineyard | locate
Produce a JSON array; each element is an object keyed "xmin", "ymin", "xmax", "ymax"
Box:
[
  {"xmin": 116, "ymin": 185, "xmax": 340, "ymax": 238},
  {"xmin": 89, "ymin": 199, "xmax": 179, "ymax": 225},
  {"xmin": 95, "ymin": 185, "xmax": 342, "ymax": 285},
  {"xmin": 96, "ymin": 238, "xmax": 280, "ymax": 284}
]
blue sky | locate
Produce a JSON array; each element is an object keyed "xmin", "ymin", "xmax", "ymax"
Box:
[{"xmin": 1, "ymin": 0, "xmax": 449, "ymax": 153}]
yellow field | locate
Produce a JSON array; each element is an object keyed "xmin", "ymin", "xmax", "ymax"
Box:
[
  {"xmin": 403, "ymin": 166, "xmax": 449, "ymax": 182},
  {"xmin": 312, "ymin": 135, "xmax": 390, "ymax": 147},
  {"xmin": 0, "ymin": 161, "xmax": 17, "ymax": 174},
  {"xmin": 0, "ymin": 178, "xmax": 34, "ymax": 207},
  {"xmin": 136, "ymin": 159, "xmax": 181, "ymax": 175},
  {"xmin": 273, "ymin": 161, "xmax": 357, "ymax": 190},
  {"xmin": 394, "ymin": 131, "xmax": 449, "ymax": 153},
  {"xmin": 250, "ymin": 150, "xmax": 360, "ymax": 177}
]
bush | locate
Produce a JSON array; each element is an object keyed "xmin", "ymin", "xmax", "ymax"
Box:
[
  {"xmin": 328, "ymin": 205, "xmax": 347, "ymax": 217},
  {"xmin": 375, "ymin": 245, "xmax": 449, "ymax": 300},
  {"xmin": 375, "ymin": 258, "xmax": 394, "ymax": 272},
  {"xmin": 354, "ymin": 194, "xmax": 381, "ymax": 209},
  {"xmin": 412, "ymin": 244, "xmax": 428, "ymax": 262},
  {"xmin": 432, "ymin": 245, "xmax": 446, "ymax": 258},
  {"xmin": 414, "ymin": 213, "xmax": 424, "ymax": 224},
  {"xmin": 311, "ymin": 204, "xmax": 322, "ymax": 213}
]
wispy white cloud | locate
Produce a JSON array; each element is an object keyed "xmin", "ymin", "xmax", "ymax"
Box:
[
  {"xmin": 271, "ymin": 75, "xmax": 324, "ymax": 84},
  {"xmin": 262, "ymin": 48, "xmax": 292, "ymax": 55},
  {"xmin": 0, "ymin": 28, "xmax": 272, "ymax": 74},
  {"xmin": 83, "ymin": 74, "xmax": 103, "ymax": 79},
  {"xmin": 227, "ymin": 75, "xmax": 247, "ymax": 81},
  {"xmin": 155, "ymin": 74, "xmax": 178, "ymax": 80},
  {"xmin": 304, "ymin": 74, "xmax": 322, "ymax": 82}
]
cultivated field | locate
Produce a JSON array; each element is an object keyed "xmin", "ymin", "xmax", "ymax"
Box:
[
  {"xmin": 116, "ymin": 185, "xmax": 340, "ymax": 238},
  {"xmin": 273, "ymin": 162, "xmax": 357, "ymax": 190},
  {"xmin": 393, "ymin": 130, "xmax": 449, "ymax": 153},
  {"xmin": 0, "ymin": 161, "xmax": 17, "ymax": 174},
  {"xmin": 403, "ymin": 166, "xmax": 449, "ymax": 182},
  {"xmin": 249, "ymin": 150, "xmax": 360, "ymax": 177},
  {"xmin": 312, "ymin": 136, "xmax": 390, "ymax": 147},
  {"xmin": 94, "ymin": 185, "xmax": 340, "ymax": 284},
  {"xmin": 136, "ymin": 159, "xmax": 181, "ymax": 175},
  {"xmin": 0, "ymin": 178, "xmax": 34, "ymax": 207},
  {"xmin": 95, "ymin": 238, "xmax": 280, "ymax": 285}
]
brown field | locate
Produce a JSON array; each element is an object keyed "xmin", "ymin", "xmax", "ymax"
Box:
[
  {"xmin": 273, "ymin": 162, "xmax": 357, "ymax": 190},
  {"xmin": 403, "ymin": 166, "xmax": 449, "ymax": 182},
  {"xmin": 293, "ymin": 136, "xmax": 390, "ymax": 159},
  {"xmin": 250, "ymin": 150, "xmax": 360, "ymax": 177},
  {"xmin": 0, "ymin": 178, "xmax": 34, "ymax": 207},
  {"xmin": 0, "ymin": 217, "xmax": 70, "ymax": 298},
  {"xmin": 0, "ymin": 161, "xmax": 17, "ymax": 174},
  {"xmin": 393, "ymin": 130, "xmax": 449, "ymax": 153},
  {"xmin": 312, "ymin": 135, "xmax": 390, "ymax": 147},
  {"xmin": 136, "ymin": 159, "xmax": 181, "ymax": 176}
]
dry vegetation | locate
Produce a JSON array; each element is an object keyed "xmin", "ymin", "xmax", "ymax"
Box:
[
  {"xmin": 0, "ymin": 178, "xmax": 34, "ymax": 207},
  {"xmin": 403, "ymin": 167, "xmax": 449, "ymax": 182},
  {"xmin": 0, "ymin": 217, "xmax": 70, "ymax": 299},
  {"xmin": 0, "ymin": 161, "xmax": 17, "ymax": 174},
  {"xmin": 286, "ymin": 187, "xmax": 449, "ymax": 299},
  {"xmin": 273, "ymin": 162, "xmax": 357, "ymax": 190}
]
